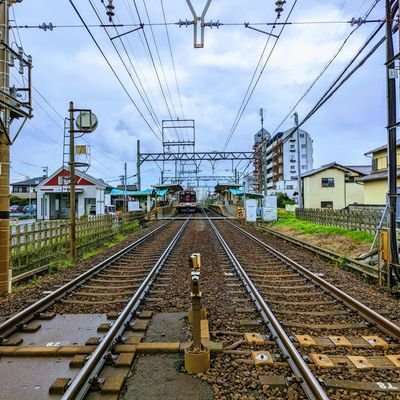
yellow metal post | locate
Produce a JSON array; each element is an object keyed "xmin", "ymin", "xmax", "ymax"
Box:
[{"xmin": 185, "ymin": 252, "xmax": 210, "ymax": 373}]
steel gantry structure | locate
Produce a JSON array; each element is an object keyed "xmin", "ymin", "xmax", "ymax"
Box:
[{"xmin": 136, "ymin": 139, "xmax": 253, "ymax": 190}]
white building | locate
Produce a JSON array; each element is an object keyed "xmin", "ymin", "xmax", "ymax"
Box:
[
  {"xmin": 265, "ymin": 127, "xmax": 313, "ymax": 199},
  {"xmin": 35, "ymin": 167, "xmax": 109, "ymax": 220}
]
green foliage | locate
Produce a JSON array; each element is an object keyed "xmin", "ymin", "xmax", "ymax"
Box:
[
  {"xmin": 276, "ymin": 192, "xmax": 296, "ymax": 208},
  {"xmin": 10, "ymin": 196, "xmax": 29, "ymax": 206},
  {"xmin": 82, "ymin": 250, "xmax": 99, "ymax": 260},
  {"xmin": 270, "ymin": 210, "xmax": 374, "ymax": 244}
]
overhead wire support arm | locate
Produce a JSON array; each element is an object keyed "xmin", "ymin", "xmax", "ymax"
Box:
[
  {"xmin": 244, "ymin": 23, "xmax": 279, "ymax": 38},
  {"xmin": 185, "ymin": 0, "xmax": 213, "ymax": 48},
  {"xmin": 110, "ymin": 23, "xmax": 143, "ymax": 40}
]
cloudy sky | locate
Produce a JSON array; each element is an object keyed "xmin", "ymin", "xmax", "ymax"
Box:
[{"xmin": 9, "ymin": 0, "xmax": 387, "ymax": 188}]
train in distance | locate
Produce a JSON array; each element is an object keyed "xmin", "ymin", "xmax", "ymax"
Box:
[{"xmin": 176, "ymin": 189, "xmax": 198, "ymax": 213}]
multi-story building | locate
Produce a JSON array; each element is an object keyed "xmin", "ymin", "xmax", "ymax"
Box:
[
  {"xmin": 247, "ymin": 128, "xmax": 271, "ymax": 193},
  {"xmin": 264, "ymin": 127, "xmax": 313, "ymax": 199},
  {"xmin": 360, "ymin": 142, "xmax": 400, "ymax": 205},
  {"xmin": 10, "ymin": 176, "xmax": 45, "ymax": 205}
]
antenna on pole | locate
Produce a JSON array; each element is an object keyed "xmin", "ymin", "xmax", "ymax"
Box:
[{"xmin": 259, "ymin": 108, "xmax": 264, "ymax": 131}]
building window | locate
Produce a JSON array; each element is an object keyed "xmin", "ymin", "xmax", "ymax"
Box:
[
  {"xmin": 291, "ymin": 176, "xmax": 297, "ymax": 180},
  {"xmin": 290, "ymin": 158, "xmax": 296, "ymax": 162},
  {"xmin": 302, "ymin": 165, "xmax": 307, "ymax": 170},
  {"xmin": 286, "ymin": 185, "xmax": 294, "ymax": 190},
  {"xmin": 321, "ymin": 178, "xmax": 334, "ymax": 187},
  {"xmin": 372, "ymin": 156, "xmax": 387, "ymax": 171},
  {"xmin": 301, "ymin": 144, "xmax": 307, "ymax": 148},
  {"xmin": 300, "ymin": 133, "xmax": 304, "ymax": 138},
  {"xmin": 321, "ymin": 201, "xmax": 333, "ymax": 209}
]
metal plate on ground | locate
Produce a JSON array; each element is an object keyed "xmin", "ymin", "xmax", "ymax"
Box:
[
  {"xmin": 7, "ymin": 314, "xmax": 108, "ymax": 346},
  {"xmin": 324, "ymin": 379, "xmax": 400, "ymax": 392},
  {"xmin": 0, "ymin": 357, "xmax": 77, "ymax": 400}
]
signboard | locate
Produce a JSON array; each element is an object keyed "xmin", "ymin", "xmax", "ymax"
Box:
[
  {"xmin": 245, "ymin": 199, "xmax": 257, "ymax": 222},
  {"xmin": 128, "ymin": 201, "xmax": 140, "ymax": 211},
  {"xmin": 263, "ymin": 196, "xmax": 277, "ymax": 221}
]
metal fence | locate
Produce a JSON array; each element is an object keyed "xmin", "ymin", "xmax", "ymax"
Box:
[
  {"xmin": 10, "ymin": 211, "xmax": 144, "ymax": 278},
  {"xmin": 295, "ymin": 208, "xmax": 384, "ymax": 234}
]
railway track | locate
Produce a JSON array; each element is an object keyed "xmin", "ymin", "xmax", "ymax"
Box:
[
  {"xmin": 211, "ymin": 218, "xmax": 400, "ymax": 399},
  {"xmin": 1, "ymin": 211, "xmax": 400, "ymax": 399}
]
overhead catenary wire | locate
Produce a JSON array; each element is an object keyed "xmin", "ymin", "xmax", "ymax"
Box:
[
  {"xmin": 69, "ymin": 0, "xmax": 162, "ymax": 142},
  {"xmin": 273, "ymin": 0, "xmax": 382, "ymax": 134},
  {"xmin": 132, "ymin": 0, "xmax": 182, "ymax": 140},
  {"xmin": 264, "ymin": 16, "xmax": 392, "ymax": 156},
  {"xmin": 88, "ymin": 0, "xmax": 163, "ymax": 136},
  {"xmin": 160, "ymin": 0, "xmax": 185, "ymax": 120},
  {"xmin": 141, "ymin": 0, "xmax": 181, "ymax": 125},
  {"xmin": 10, "ymin": 19, "xmax": 384, "ymax": 30},
  {"xmin": 222, "ymin": 0, "xmax": 299, "ymax": 152}
]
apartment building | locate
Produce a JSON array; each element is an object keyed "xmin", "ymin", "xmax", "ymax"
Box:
[{"xmin": 264, "ymin": 127, "xmax": 313, "ymax": 199}]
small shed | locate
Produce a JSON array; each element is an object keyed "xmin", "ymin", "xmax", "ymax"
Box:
[
  {"xmin": 215, "ymin": 183, "xmax": 242, "ymax": 206},
  {"xmin": 153, "ymin": 184, "xmax": 183, "ymax": 206},
  {"xmin": 36, "ymin": 167, "xmax": 108, "ymax": 220}
]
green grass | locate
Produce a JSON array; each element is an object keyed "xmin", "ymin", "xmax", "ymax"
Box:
[{"xmin": 269, "ymin": 210, "xmax": 374, "ymax": 244}]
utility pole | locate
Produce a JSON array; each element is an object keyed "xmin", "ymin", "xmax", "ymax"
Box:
[
  {"xmin": 68, "ymin": 103, "xmax": 97, "ymax": 261},
  {"xmin": 0, "ymin": 0, "xmax": 10, "ymax": 294},
  {"xmin": 385, "ymin": 0, "xmax": 399, "ymax": 285},
  {"xmin": 136, "ymin": 139, "xmax": 141, "ymax": 191},
  {"xmin": 124, "ymin": 162, "xmax": 127, "ymax": 213},
  {"xmin": 69, "ymin": 101, "xmax": 76, "ymax": 261},
  {"xmin": 0, "ymin": 0, "xmax": 32, "ymax": 295},
  {"xmin": 294, "ymin": 112, "xmax": 303, "ymax": 208}
]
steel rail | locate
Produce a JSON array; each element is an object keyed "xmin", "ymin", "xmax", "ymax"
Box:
[
  {"xmin": 0, "ymin": 220, "xmax": 173, "ymax": 338},
  {"xmin": 227, "ymin": 221, "xmax": 400, "ymax": 340},
  {"xmin": 207, "ymin": 217, "xmax": 329, "ymax": 400},
  {"xmin": 257, "ymin": 224, "xmax": 378, "ymax": 279},
  {"xmin": 61, "ymin": 219, "xmax": 190, "ymax": 400}
]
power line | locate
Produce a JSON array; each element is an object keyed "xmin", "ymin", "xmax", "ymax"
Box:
[
  {"xmin": 88, "ymin": 0, "xmax": 163, "ymax": 136},
  {"xmin": 273, "ymin": 0, "xmax": 382, "ymax": 134},
  {"xmin": 298, "ymin": 21, "xmax": 388, "ymax": 130},
  {"xmin": 10, "ymin": 19, "xmax": 384, "ymax": 30},
  {"xmin": 132, "ymin": 0, "xmax": 181, "ymax": 140},
  {"xmin": 141, "ymin": 0, "xmax": 181, "ymax": 128},
  {"xmin": 160, "ymin": 0, "xmax": 185, "ymax": 119},
  {"xmin": 69, "ymin": 0, "xmax": 161, "ymax": 141},
  {"xmin": 223, "ymin": 0, "xmax": 299, "ymax": 151}
]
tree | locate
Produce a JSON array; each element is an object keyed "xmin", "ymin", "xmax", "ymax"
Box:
[{"xmin": 276, "ymin": 192, "xmax": 295, "ymax": 208}]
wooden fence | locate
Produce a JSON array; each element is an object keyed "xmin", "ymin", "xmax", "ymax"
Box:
[
  {"xmin": 10, "ymin": 211, "xmax": 144, "ymax": 277},
  {"xmin": 295, "ymin": 208, "xmax": 384, "ymax": 234}
]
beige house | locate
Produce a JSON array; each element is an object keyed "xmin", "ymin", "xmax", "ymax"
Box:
[
  {"xmin": 302, "ymin": 162, "xmax": 370, "ymax": 209},
  {"xmin": 360, "ymin": 143, "xmax": 400, "ymax": 205}
]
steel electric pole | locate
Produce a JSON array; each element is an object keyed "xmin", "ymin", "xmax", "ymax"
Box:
[
  {"xmin": 385, "ymin": 0, "xmax": 399, "ymax": 285},
  {"xmin": 0, "ymin": 1, "xmax": 10, "ymax": 295},
  {"xmin": 0, "ymin": 0, "xmax": 32, "ymax": 295}
]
